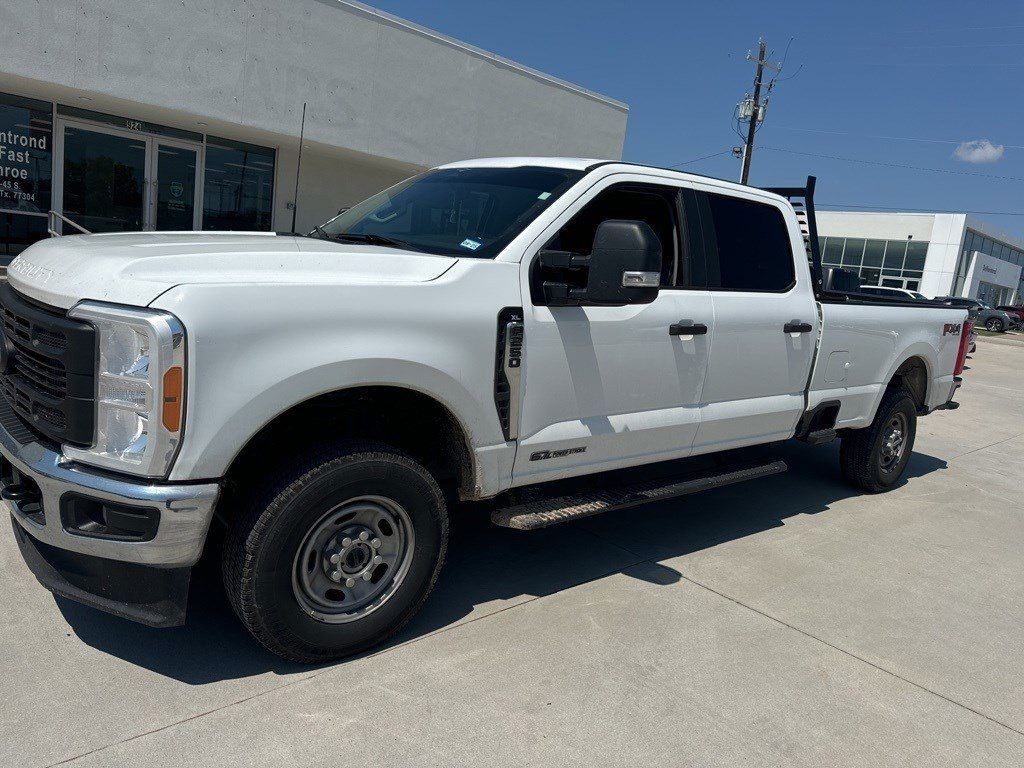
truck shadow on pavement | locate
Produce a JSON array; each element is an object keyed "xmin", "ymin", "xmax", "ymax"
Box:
[{"xmin": 55, "ymin": 440, "xmax": 947, "ymax": 684}]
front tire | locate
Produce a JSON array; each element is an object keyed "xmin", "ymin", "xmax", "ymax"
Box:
[
  {"xmin": 223, "ymin": 445, "xmax": 448, "ymax": 663},
  {"xmin": 985, "ymin": 317, "xmax": 1005, "ymax": 332},
  {"xmin": 839, "ymin": 388, "xmax": 917, "ymax": 493}
]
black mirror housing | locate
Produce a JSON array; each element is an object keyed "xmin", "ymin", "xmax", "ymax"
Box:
[
  {"xmin": 535, "ymin": 219, "xmax": 662, "ymax": 307},
  {"xmin": 584, "ymin": 220, "xmax": 662, "ymax": 305}
]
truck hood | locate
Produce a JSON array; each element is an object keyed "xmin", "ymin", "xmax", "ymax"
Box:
[{"xmin": 7, "ymin": 232, "xmax": 458, "ymax": 310}]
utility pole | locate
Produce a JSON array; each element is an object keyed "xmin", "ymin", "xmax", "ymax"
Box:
[
  {"xmin": 740, "ymin": 40, "xmax": 766, "ymax": 185},
  {"xmin": 735, "ymin": 39, "xmax": 782, "ymax": 185}
]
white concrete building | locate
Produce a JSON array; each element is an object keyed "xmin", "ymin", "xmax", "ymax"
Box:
[
  {"xmin": 0, "ymin": 0, "xmax": 627, "ymax": 266},
  {"xmin": 816, "ymin": 211, "xmax": 1023, "ymax": 305}
]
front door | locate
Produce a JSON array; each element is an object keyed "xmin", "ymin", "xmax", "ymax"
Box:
[
  {"xmin": 151, "ymin": 142, "xmax": 201, "ymax": 230},
  {"xmin": 55, "ymin": 121, "xmax": 203, "ymax": 233},
  {"xmin": 512, "ymin": 175, "xmax": 713, "ymax": 486}
]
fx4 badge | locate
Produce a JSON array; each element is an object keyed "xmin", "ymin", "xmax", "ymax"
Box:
[
  {"xmin": 530, "ymin": 447, "xmax": 586, "ymax": 461},
  {"xmin": 942, "ymin": 323, "xmax": 961, "ymax": 336}
]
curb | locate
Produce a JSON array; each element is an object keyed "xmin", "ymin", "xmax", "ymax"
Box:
[{"xmin": 976, "ymin": 333, "xmax": 1024, "ymax": 348}]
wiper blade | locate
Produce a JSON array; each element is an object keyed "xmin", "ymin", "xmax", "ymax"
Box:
[{"xmin": 332, "ymin": 232, "xmax": 422, "ymax": 251}]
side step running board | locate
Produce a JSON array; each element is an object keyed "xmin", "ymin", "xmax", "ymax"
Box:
[{"xmin": 491, "ymin": 460, "xmax": 787, "ymax": 531}]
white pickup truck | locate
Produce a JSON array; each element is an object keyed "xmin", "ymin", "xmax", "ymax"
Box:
[{"xmin": 2, "ymin": 158, "xmax": 969, "ymax": 662}]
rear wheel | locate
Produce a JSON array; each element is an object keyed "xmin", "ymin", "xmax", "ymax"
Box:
[
  {"xmin": 222, "ymin": 444, "xmax": 448, "ymax": 663},
  {"xmin": 839, "ymin": 388, "xmax": 917, "ymax": 493},
  {"xmin": 985, "ymin": 317, "xmax": 1005, "ymax": 332}
]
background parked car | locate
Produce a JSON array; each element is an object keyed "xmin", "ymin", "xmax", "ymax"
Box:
[
  {"xmin": 935, "ymin": 297, "xmax": 1016, "ymax": 333},
  {"xmin": 996, "ymin": 305, "xmax": 1024, "ymax": 330},
  {"xmin": 860, "ymin": 286, "xmax": 929, "ymax": 300}
]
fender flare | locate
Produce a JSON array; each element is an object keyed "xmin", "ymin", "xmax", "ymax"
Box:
[
  {"xmin": 865, "ymin": 343, "xmax": 935, "ymax": 420},
  {"xmin": 177, "ymin": 357, "xmax": 492, "ymax": 481}
]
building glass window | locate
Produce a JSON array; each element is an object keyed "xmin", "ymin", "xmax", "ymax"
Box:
[
  {"xmin": 905, "ymin": 241, "xmax": 927, "ymax": 272},
  {"xmin": 817, "ymin": 235, "xmax": 929, "ymax": 290},
  {"xmin": 841, "ymin": 238, "xmax": 865, "ymax": 268},
  {"xmin": 0, "ymin": 92, "xmax": 53, "ymax": 263},
  {"xmin": 203, "ymin": 137, "xmax": 275, "ymax": 231},
  {"xmin": 822, "ymin": 237, "xmax": 844, "ymax": 266},
  {"xmin": 957, "ymin": 228, "xmax": 1024, "ymax": 301},
  {"xmin": 863, "ymin": 239, "xmax": 885, "ymax": 268},
  {"xmin": 883, "ymin": 240, "xmax": 907, "ymax": 271},
  {"xmin": 1, "ymin": 211, "xmax": 48, "ymax": 259}
]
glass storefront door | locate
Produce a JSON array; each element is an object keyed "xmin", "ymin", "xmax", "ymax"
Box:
[
  {"xmin": 55, "ymin": 120, "xmax": 203, "ymax": 234},
  {"xmin": 60, "ymin": 124, "xmax": 147, "ymax": 233},
  {"xmin": 152, "ymin": 142, "xmax": 200, "ymax": 230}
]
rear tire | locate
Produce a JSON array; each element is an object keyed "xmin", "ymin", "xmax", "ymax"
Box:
[
  {"xmin": 222, "ymin": 444, "xmax": 448, "ymax": 663},
  {"xmin": 839, "ymin": 388, "xmax": 917, "ymax": 493}
]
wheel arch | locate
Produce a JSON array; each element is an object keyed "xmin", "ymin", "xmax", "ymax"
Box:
[
  {"xmin": 884, "ymin": 350, "xmax": 933, "ymax": 413},
  {"xmin": 214, "ymin": 383, "xmax": 479, "ymax": 530}
]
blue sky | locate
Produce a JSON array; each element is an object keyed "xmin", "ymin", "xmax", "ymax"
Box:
[{"xmin": 369, "ymin": 0, "xmax": 1024, "ymax": 239}]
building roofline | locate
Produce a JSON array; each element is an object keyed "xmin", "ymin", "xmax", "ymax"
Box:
[
  {"xmin": 818, "ymin": 210, "xmax": 1024, "ymax": 250},
  {"xmin": 321, "ymin": 1, "xmax": 629, "ymax": 113},
  {"xmin": 963, "ymin": 215, "xmax": 1024, "ymax": 251}
]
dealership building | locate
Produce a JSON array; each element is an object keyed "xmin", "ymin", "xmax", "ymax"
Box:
[
  {"xmin": 0, "ymin": 0, "xmax": 627, "ymax": 266},
  {"xmin": 816, "ymin": 211, "xmax": 1023, "ymax": 305}
]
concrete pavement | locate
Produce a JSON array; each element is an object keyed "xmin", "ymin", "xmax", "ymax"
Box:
[{"xmin": 2, "ymin": 341, "xmax": 1022, "ymax": 767}]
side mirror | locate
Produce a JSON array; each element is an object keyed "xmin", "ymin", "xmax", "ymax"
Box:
[
  {"xmin": 537, "ymin": 219, "xmax": 662, "ymax": 306},
  {"xmin": 585, "ymin": 220, "xmax": 661, "ymax": 304}
]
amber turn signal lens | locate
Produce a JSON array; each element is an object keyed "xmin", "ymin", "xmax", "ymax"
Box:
[{"xmin": 162, "ymin": 366, "xmax": 183, "ymax": 432}]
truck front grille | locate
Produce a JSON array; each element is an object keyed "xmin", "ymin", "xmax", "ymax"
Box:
[{"xmin": 0, "ymin": 284, "xmax": 95, "ymax": 446}]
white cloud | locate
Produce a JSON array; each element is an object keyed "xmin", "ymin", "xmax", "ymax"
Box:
[{"xmin": 953, "ymin": 139, "xmax": 1005, "ymax": 164}]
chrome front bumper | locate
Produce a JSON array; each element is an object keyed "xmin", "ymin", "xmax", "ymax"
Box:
[{"xmin": 1, "ymin": 419, "xmax": 219, "ymax": 568}]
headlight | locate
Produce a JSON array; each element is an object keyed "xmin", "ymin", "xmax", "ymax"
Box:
[{"xmin": 63, "ymin": 303, "xmax": 186, "ymax": 478}]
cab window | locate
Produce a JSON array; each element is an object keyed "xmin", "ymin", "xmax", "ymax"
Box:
[
  {"xmin": 544, "ymin": 183, "xmax": 688, "ymax": 287},
  {"xmin": 699, "ymin": 192, "xmax": 796, "ymax": 292}
]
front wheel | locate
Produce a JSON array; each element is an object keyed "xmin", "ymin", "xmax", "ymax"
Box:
[
  {"xmin": 985, "ymin": 317, "xmax": 1005, "ymax": 332},
  {"xmin": 839, "ymin": 388, "xmax": 917, "ymax": 493},
  {"xmin": 222, "ymin": 445, "xmax": 448, "ymax": 663}
]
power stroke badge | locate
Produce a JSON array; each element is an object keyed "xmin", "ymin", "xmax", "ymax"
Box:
[{"xmin": 530, "ymin": 447, "xmax": 586, "ymax": 462}]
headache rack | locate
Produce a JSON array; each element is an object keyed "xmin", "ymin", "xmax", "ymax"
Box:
[{"xmin": 764, "ymin": 177, "xmax": 950, "ymax": 308}]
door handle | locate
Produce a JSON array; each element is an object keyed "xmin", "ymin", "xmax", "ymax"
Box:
[
  {"xmin": 784, "ymin": 321, "xmax": 813, "ymax": 334},
  {"xmin": 669, "ymin": 321, "xmax": 708, "ymax": 336}
]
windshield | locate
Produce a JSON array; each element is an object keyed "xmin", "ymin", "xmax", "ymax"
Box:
[{"xmin": 318, "ymin": 166, "xmax": 584, "ymax": 258}]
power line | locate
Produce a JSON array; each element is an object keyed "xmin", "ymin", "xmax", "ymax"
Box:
[
  {"xmin": 665, "ymin": 149, "xmax": 732, "ymax": 168},
  {"xmin": 773, "ymin": 125, "xmax": 1024, "ymax": 150},
  {"xmin": 761, "ymin": 146, "xmax": 1024, "ymax": 182}
]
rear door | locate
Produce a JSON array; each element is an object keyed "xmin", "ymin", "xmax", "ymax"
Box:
[
  {"xmin": 512, "ymin": 174, "xmax": 713, "ymax": 485},
  {"xmin": 689, "ymin": 186, "xmax": 818, "ymax": 452}
]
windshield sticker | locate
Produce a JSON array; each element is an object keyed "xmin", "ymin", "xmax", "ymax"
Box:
[
  {"xmin": 460, "ymin": 238, "xmax": 482, "ymax": 251},
  {"xmin": 537, "ymin": 191, "xmax": 552, "ymax": 200}
]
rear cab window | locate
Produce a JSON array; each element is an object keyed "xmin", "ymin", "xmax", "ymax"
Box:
[{"xmin": 695, "ymin": 191, "xmax": 796, "ymax": 292}]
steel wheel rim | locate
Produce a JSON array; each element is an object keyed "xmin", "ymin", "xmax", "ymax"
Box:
[
  {"xmin": 291, "ymin": 495, "xmax": 415, "ymax": 624},
  {"xmin": 879, "ymin": 412, "xmax": 908, "ymax": 474}
]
